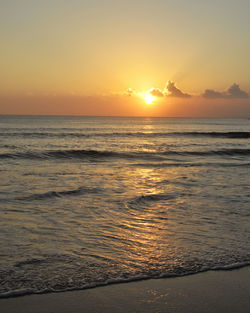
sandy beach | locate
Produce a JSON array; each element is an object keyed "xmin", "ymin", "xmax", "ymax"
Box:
[{"xmin": 1, "ymin": 266, "xmax": 250, "ymax": 313}]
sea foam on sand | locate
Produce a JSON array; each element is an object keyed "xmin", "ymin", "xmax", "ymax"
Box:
[{"xmin": 1, "ymin": 266, "xmax": 250, "ymax": 313}]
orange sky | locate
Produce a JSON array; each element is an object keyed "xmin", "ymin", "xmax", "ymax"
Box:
[
  {"xmin": 1, "ymin": 91, "xmax": 249, "ymax": 118},
  {"xmin": 0, "ymin": 1, "xmax": 249, "ymax": 117}
]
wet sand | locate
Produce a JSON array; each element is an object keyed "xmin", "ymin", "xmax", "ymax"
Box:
[{"xmin": 1, "ymin": 266, "xmax": 250, "ymax": 313}]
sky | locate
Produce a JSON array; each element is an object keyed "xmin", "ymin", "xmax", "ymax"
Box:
[{"xmin": 0, "ymin": 0, "xmax": 250, "ymax": 117}]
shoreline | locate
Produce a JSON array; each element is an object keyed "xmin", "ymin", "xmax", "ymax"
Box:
[
  {"xmin": 1, "ymin": 261, "xmax": 250, "ymax": 299},
  {"xmin": 1, "ymin": 265, "xmax": 250, "ymax": 313}
]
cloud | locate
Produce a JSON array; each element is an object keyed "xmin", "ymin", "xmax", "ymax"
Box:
[
  {"xmin": 203, "ymin": 89, "xmax": 224, "ymax": 99},
  {"xmin": 165, "ymin": 81, "xmax": 191, "ymax": 98},
  {"xmin": 123, "ymin": 82, "xmax": 248, "ymax": 101},
  {"xmin": 124, "ymin": 88, "xmax": 135, "ymax": 96},
  {"xmin": 203, "ymin": 83, "xmax": 248, "ymax": 99},
  {"xmin": 227, "ymin": 83, "xmax": 248, "ymax": 98},
  {"xmin": 149, "ymin": 88, "xmax": 164, "ymax": 97}
]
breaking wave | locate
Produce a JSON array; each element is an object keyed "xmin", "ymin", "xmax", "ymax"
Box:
[{"xmin": 1, "ymin": 261, "xmax": 249, "ymax": 298}]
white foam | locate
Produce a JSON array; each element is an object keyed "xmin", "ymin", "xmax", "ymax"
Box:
[{"xmin": 1, "ymin": 263, "xmax": 250, "ymax": 299}]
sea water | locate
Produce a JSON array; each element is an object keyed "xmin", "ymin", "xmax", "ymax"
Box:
[{"xmin": 0, "ymin": 115, "xmax": 249, "ymax": 297}]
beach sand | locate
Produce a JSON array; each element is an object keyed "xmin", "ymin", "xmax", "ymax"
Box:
[{"xmin": 1, "ymin": 266, "xmax": 250, "ymax": 313}]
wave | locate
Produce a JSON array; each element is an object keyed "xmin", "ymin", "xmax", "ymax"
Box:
[
  {"xmin": 130, "ymin": 193, "xmax": 177, "ymax": 205},
  {"xmin": 1, "ymin": 261, "xmax": 249, "ymax": 299},
  {"xmin": 172, "ymin": 131, "xmax": 250, "ymax": 139},
  {"xmin": 17, "ymin": 186, "xmax": 101, "ymax": 201},
  {"xmin": 1, "ymin": 131, "xmax": 250, "ymax": 139},
  {"xmin": 0, "ymin": 149, "xmax": 162, "ymax": 161},
  {"xmin": 128, "ymin": 131, "xmax": 250, "ymax": 139},
  {"xmin": 133, "ymin": 162, "xmax": 250, "ymax": 168},
  {"xmin": 1, "ymin": 148, "xmax": 250, "ymax": 161},
  {"xmin": 206, "ymin": 149, "xmax": 250, "ymax": 156},
  {"xmin": 166, "ymin": 148, "xmax": 250, "ymax": 156},
  {"xmin": 0, "ymin": 149, "xmax": 123, "ymax": 160}
]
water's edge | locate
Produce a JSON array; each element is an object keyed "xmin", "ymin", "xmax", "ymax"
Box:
[{"xmin": 1, "ymin": 262, "xmax": 249, "ymax": 299}]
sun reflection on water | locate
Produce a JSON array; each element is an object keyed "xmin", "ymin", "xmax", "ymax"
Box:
[{"xmin": 105, "ymin": 166, "xmax": 178, "ymax": 270}]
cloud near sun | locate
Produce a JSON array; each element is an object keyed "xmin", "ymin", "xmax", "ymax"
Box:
[
  {"xmin": 125, "ymin": 81, "xmax": 248, "ymax": 100},
  {"xmin": 147, "ymin": 81, "xmax": 191, "ymax": 98}
]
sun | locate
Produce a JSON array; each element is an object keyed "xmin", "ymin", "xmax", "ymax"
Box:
[{"xmin": 144, "ymin": 94, "xmax": 155, "ymax": 104}]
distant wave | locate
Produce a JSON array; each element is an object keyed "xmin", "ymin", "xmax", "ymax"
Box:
[
  {"xmin": 177, "ymin": 149, "xmax": 250, "ymax": 156},
  {"xmin": 172, "ymin": 131, "xmax": 250, "ymax": 139},
  {"xmin": 1, "ymin": 131, "xmax": 250, "ymax": 139},
  {"xmin": 165, "ymin": 148, "xmax": 250, "ymax": 156},
  {"xmin": 133, "ymin": 162, "xmax": 250, "ymax": 168},
  {"xmin": 17, "ymin": 186, "xmax": 101, "ymax": 201},
  {"xmin": 1, "ymin": 148, "xmax": 250, "ymax": 161}
]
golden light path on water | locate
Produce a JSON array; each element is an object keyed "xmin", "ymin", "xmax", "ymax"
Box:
[{"xmin": 95, "ymin": 164, "xmax": 189, "ymax": 273}]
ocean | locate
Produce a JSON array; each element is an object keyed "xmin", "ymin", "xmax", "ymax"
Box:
[{"xmin": 0, "ymin": 115, "xmax": 249, "ymax": 298}]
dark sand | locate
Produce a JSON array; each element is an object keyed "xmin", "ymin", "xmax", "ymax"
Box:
[{"xmin": 1, "ymin": 266, "xmax": 250, "ymax": 313}]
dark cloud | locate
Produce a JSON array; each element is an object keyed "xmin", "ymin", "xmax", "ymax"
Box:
[
  {"xmin": 203, "ymin": 83, "xmax": 248, "ymax": 99},
  {"xmin": 227, "ymin": 83, "xmax": 248, "ymax": 98},
  {"xmin": 203, "ymin": 89, "xmax": 224, "ymax": 99},
  {"xmin": 165, "ymin": 81, "xmax": 191, "ymax": 98},
  {"xmin": 149, "ymin": 88, "xmax": 164, "ymax": 97}
]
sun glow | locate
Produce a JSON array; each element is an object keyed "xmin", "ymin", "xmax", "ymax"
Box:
[{"xmin": 144, "ymin": 94, "xmax": 155, "ymax": 104}]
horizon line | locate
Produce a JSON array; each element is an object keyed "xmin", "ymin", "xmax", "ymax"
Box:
[{"xmin": 0, "ymin": 114, "xmax": 249, "ymax": 119}]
